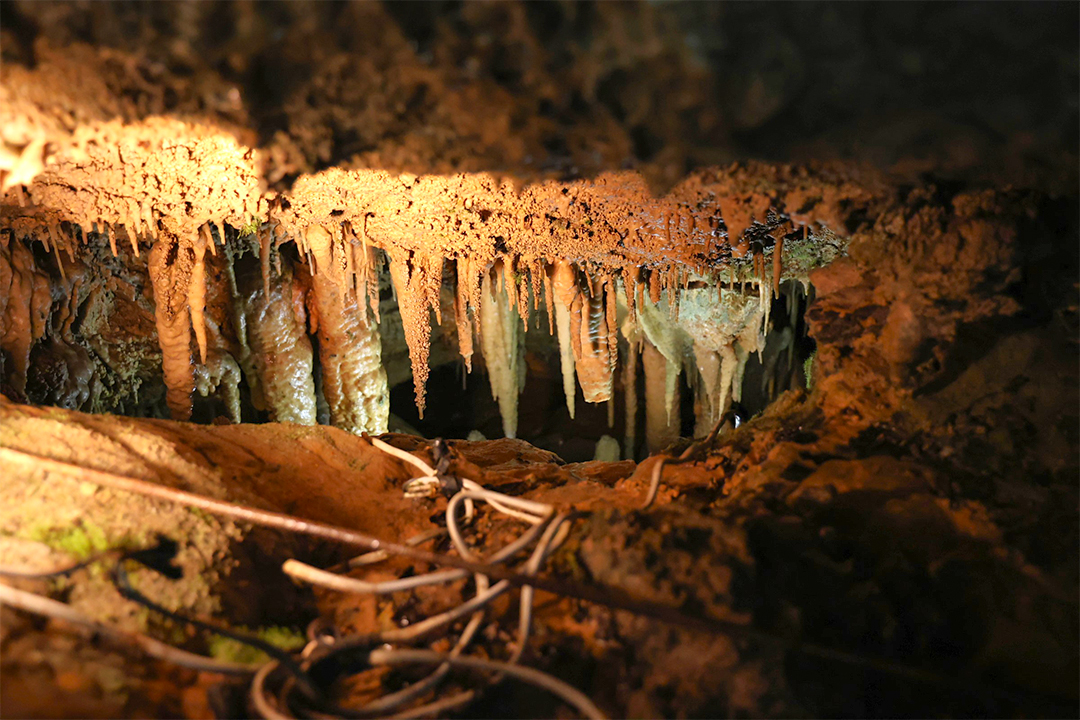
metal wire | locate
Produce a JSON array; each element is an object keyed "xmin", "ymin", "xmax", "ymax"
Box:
[
  {"xmin": 0, "ymin": 582, "xmax": 257, "ymax": 676},
  {"xmin": 276, "ymin": 443, "xmax": 592, "ymax": 719}
]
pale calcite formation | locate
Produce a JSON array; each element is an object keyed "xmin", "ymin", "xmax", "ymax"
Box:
[
  {"xmin": 479, "ymin": 262, "xmax": 525, "ymax": 439},
  {"xmin": 305, "ymin": 224, "xmax": 389, "ymax": 435},
  {"xmin": 230, "ymin": 254, "xmax": 318, "ymax": 426}
]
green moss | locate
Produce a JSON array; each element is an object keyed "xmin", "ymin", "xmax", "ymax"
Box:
[
  {"xmin": 27, "ymin": 519, "xmax": 113, "ymax": 560},
  {"xmin": 207, "ymin": 626, "xmax": 306, "ymax": 666},
  {"xmin": 239, "ymin": 216, "xmax": 263, "ymax": 238}
]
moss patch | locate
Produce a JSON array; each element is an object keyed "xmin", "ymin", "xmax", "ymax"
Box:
[{"xmin": 207, "ymin": 625, "xmax": 306, "ymax": 666}]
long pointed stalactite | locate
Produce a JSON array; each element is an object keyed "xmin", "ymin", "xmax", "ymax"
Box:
[{"xmin": 2, "ymin": 158, "xmax": 844, "ymax": 453}]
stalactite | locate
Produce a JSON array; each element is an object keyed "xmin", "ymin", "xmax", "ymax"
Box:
[
  {"xmin": 716, "ymin": 342, "xmax": 737, "ymax": 425},
  {"xmin": 387, "ymin": 249, "xmax": 441, "ymax": 417},
  {"xmin": 621, "ymin": 266, "xmax": 639, "ymax": 324},
  {"xmin": 480, "ymin": 261, "xmax": 523, "ymax": 438},
  {"xmin": 623, "ymin": 337, "xmax": 639, "ymax": 459},
  {"xmin": 692, "ymin": 344, "xmax": 722, "ymax": 438},
  {"xmin": 307, "ymin": 224, "xmax": 388, "ymax": 434},
  {"xmin": 530, "ymin": 258, "xmax": 545, "ymax": 330},
  {"xmin": 453, "ymin": 257, "xmax": 475, "ymax": 372},
  {"xmin": 104, "ymin": 222, "xmax": 117, "ymax": 257},
  {"xmin": 541, "ymin": 260, "xmax": 556, "ymax": 336},
  {"xmin": 648, "ymin": 267, "xmax": 662, "ymax": 305},
  {"xmin": 574, "ymin": 273, "xmax": 615, "ymax": 404},
  {"xmin": 148, "ymin": 238, "xmax": 194, "ymax": 422},
  {"xmin": 643, "ymin": 339, "xmax": 679, "ymax": 453},
  {"xmin": 551, "ymin": 260, "xmax": 578, "ymax": 419},
  {"xmin": 188, "ymin": 233, "xmax": 209, "ymax": 364},
  {"xmin": 259, "ymin": 224, "xmax": 272, "ymax": 300},
  {"xmin": 773, "ymin": 235, "xmax": 784, "ymax": 294},
  {"xmin": 786, "ymin": 283, "xmax": 801, "ymax": 375}
]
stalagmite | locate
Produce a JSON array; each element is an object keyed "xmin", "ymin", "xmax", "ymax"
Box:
[
  {"xmin": 307, "ymin": 224, "xmax": 388, "ymax": 435},
  {"xmin": 551, "ymin": 261, "xmax": 578, "ymax": 419},
  {"xmin": 148, "ymin": 238, "xmax": 195, "ymax": 421},
  {"xmin": 193, "ymin": 328, "xmax": 243, "ymax": 424},
  {"xmin": 593, "ymin": 435, "xmax": 620, "ymax": 462},
  {"xmin": 643, "ymin": 339, "xmax": 679, "ymax": 453},
  {"xmin": 0, "ymin": 235, "xmax": 50, "ymax": 395},
  {"xmin": 479, "ymin": 262, "xmax": 524, "ymax": 438},
  {"xmin": 232, "ymin": 257, "xmax": 318, "ymax": 425}
]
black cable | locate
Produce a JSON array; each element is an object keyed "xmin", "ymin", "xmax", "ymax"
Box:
[{"xmin": 109, "ymin": 535, "xmax": 321, "ymax": 700}]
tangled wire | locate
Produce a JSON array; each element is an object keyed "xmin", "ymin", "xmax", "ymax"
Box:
[{"xmin": 0, "ymin": 437, "xmax": 605, "ymax": 719}]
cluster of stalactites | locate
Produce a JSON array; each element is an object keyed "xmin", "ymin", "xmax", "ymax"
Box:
[{"xmin": 5, "ymin": 208, "xmax": 804, "ymax": 451}]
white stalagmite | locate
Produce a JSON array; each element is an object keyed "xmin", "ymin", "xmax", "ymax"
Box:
[
  {"xmin": 307, "ymin": 224, "xmax": 389, "ymax": 435},
  {"xmin": 480, "ymin": 262, "xmax": 524, "ymax": 438},
  {"xmin": 593, "ymin": 435, "xmax": 621, "ymax": 462}
]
